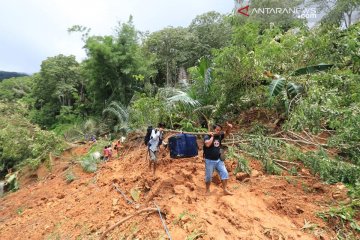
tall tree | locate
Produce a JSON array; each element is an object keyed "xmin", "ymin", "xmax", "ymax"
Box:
[
  {"xmin": 310, "ymin": 0, "xmax": 360, "ymax": 28},
  {"xmin": 189, "ymin": 11, "xmax": 231, "ymax": 58},
  {"xmin": 32, "ymin": 54, "xmax": 81, "ymax": 127},
  {"xmin": 83, "ymin": 17, "xmax": 152, "ymax": 111},
  {"xmin": 144, "ymin": 27, "xmax": 198, "ymax": 86}
]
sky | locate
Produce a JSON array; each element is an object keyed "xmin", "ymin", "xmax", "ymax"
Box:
[{"xmin": 0, "ymin": 0, "xmax": 235, "ymax": 74}]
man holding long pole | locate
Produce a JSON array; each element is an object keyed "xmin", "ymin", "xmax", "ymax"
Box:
[{"xmin": 203, "ymin": 122, "xmax": 233, "ymax": 195}]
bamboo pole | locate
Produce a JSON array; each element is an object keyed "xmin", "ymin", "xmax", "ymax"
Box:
[{"xmin": 162, "ymin": 129, "xmax": 208, "ymax": 135}]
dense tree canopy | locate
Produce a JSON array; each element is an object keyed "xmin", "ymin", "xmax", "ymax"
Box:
[
  {"xmin": 31, "ymin": 54, "xmax": 82, "ymax": 127},
  {"xmin": 83, "ymin": 17, "xmax": 155, "ymax": 112}
]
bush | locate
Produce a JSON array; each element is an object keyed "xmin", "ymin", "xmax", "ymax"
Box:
[
  {"xmin": 0, "ymin": 102, "xmax": 65, "ymax": 178},
  {"xmin": 81, "ymin": 155, "xmax": 98, "ymax": 173},
  {"xmin": 65, "ymin": 169, "xmax": 76, "ymax": 183},
  {"xmin": 129, "ymin": 95, "xmax": 167, "ymax": 128},
  {"xmin": 295, "ymin": 150, "xmax": 360, "ymax": 185}
]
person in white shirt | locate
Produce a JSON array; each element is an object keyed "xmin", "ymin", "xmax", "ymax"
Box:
[{"xmin": 148, "ymin": 123, "xmax": 164, "ymax": 175}]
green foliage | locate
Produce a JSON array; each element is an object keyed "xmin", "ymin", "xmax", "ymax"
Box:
[
  {"xmin": 65, "ymin": 169, "xmax": 76, "ymax": 183},
  {"xmin": 145, "ymin": 26, "xmax": 200, "ymax": 86},
  {"xmin": 239, "ymin": 135, "xmax": 284, "ymax": 174},
  {"xmin": 285, "ymin": 70, "xmax": 360, "ymax": 164},
  {"xmin": 158, "ymin": 87, "xmax": 200, "ymax": 108},
  {"xmin": 31, "ymin": 55, "xmax": 83, "ymax": 127},
  {"xmin": 81, "ymin": 155, "xmax": 98, "ymax": 173},
  {"xmin": 295, "ymin": 149, "xmax": 360, "ymax": 184},
  {"xmin": 5, "ymin": 172, "xmax": 19, "ymax": 192},
  {"xmin": 310, "ymin": 0, "xmax": 360, "ymax": 28},
  {"xmin": 189, "ymin": 11, "xmax": 231, "ymax": 58},
  {"xmin": 103, "ymin": 101, "xmax": 130, "ymax": 134},
  {"xmin": 291, "ymin": 64, "xmax": 334, "ymax": 76},
  {"xmin": 0, "ymin": 102, "xmax": 65, "ymax": 178},
  {"xmin": 188, "ymin": 57, "xmax": 216, "ymax": 104},
  {"xmin": 286, "ymin": 82, "xmax": 303, "ymax": 99},
  {"xmin": 317, "ymin": 200, "xmax": 360, "ymax": 238},
  {"xmin": 227, "ymin": 147, "xmax": 251, "ymax": 175},
  {"xmin": 82, "ymin": 16, "xmax": 155, "ymax": 113},
  {"xmin": 269, "ymin": 78, "xmax": 286, "ymax": 97},
  {"xmin": 328, "ymin": 112, "xmax": 360, "ymax": 165},
  {"xmin": 129, "ymin": 95, "xmax": 167, "ymax": 128},
  {"xmin": 347, "ymin": 182, "xmax": 360, "ymax": 199},
  {"xmin": 0, "ymin": 76, "xmax": 33, "ymax": 101},
  {"xmin": 249, "ymin": 122, "xmax": 269, "ymax": 135}
]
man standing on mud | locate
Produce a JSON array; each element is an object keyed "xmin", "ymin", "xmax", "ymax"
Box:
[
  {"xmin": 204, "ymin": 122, "xmax": 233, "ymax": 195},
  {"xmin": 148, "ymin": 123, "xmax": 164, "ymax": 175}
]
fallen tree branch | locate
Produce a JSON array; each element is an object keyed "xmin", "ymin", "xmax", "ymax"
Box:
[
  {"xmin": 154, "ymin": 202, "xmax": 172, "ymax": 240},
  {"xmin": 235, "ymin": 149, "xmax": 299, "ymax": 172},
  {"xmin": 273, "ymin": 159, "xmax": 300, "ymax": 166},
  {"xmin": 100, "ymin": 207, "xmax": 158, "ymax": 240},
  {"xmin": 288, "ymin": 130, "xmax": 313, "ymax": 143},
  {"xmin": 222, "ymin": 140, "xmax": 250, "ymax": 146},
  {"xmin": 112, "ymin": 183, "xmax": 133, "ymax": 204},
  {"xmin": 272, "ymin": 137, "xmax": 327, "ymax": 147},
  {"xmin": 302, "ymin": 130, "xmax": 320, "ymax": 144},
  {"xmin": 270, "ymin": 130, "xmax": 284, "ymax": 137},
  {"xmin": 274, "ymin": 162, "xmax": 290, "ymax": 171}
]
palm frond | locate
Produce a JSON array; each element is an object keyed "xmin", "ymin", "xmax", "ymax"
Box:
[
  {"xmin": 102, "ymin": 101, "xmax": 129, "ymax": 123},
  {"xmin": 158, "ymin": 87, "xmax": 200, "ymax": 107},
  {"xmin": 83, "ymin": 119, "xmax": 97, "ymax": 132},
  {"xmin": 167, "ymin": 90, "xmax": 200, "ymax": 107},
  {"xmin": 193, "ymin": 105, "xmax": 216, "ymax": 112}
]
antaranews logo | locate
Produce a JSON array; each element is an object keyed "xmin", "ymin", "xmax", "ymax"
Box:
[
  {"xmin": 234, "ymin": 0, "xmax": 318, "ymax": 20},
  {"xmin": 238, "ymin": 5, "xmax": 250, "ymax": 16},
  {"xmin": 235, "ymin": 0, "xmax": 250, "ymax": 17}
]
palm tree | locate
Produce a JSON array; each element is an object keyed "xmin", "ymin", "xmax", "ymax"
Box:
[{"xmin": 102, "ymin": 101, "xmax": 130, "ymax": 134}]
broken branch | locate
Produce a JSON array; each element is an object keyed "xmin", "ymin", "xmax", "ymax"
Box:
[{"xmin": 100, "ymin": 207, "xmax": 158, "ymax": 240}]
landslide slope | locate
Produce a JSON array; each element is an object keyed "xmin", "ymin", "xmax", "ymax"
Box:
[{"xmin": 0, "ymin": 137, "xmax": 344, "ymax": 240}]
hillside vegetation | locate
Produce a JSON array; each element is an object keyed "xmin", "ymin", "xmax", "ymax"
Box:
[{"xmin": 1, "ymin": 3, "xmax": 360, "ymax": 239}]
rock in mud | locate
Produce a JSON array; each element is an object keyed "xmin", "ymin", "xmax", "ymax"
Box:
[
  {"xmin": 332, "ymin": 191, "xmax": 347, "ymax": 201},
  {"xmin": 313, "ymin": 183, "xmax": 325, "ymax": 193},
  {"xmin": 112, "ymin": 198, "xmax": 118, "ymax": 206},
  {"xmin": 185, "ymin": 182, "xmax": 195, "ymax": 191},
  {"xmin": 295, "ymin": 205, "xmax": 304, "ymax": 214},
  {"xmin": 57, "ymin": 193, "xmax": 65, "ymax": 199},
  {"xmin": 236, "ymin": 172, "xmax": 250, "ymax": 181},
  {"xmin": 251, "ymin": 170, "xmax": 262, "ymax": 178}
]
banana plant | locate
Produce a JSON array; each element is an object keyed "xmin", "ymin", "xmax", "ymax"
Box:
[
  {"xmin": 269, "ymin": 77, "xmax": 304, "ymax": 116},
  {"xmin": 268, "ymin": 64, "xmax": 333, "ymax": 116},
  {"xmin": 290, "ymin": 63, "xmax": 333, "ymax": 76}
]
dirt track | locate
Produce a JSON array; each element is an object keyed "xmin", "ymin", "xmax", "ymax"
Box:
[{"xmin": 0, "ymin": 140, "xmax": 347, "ymax": 239}]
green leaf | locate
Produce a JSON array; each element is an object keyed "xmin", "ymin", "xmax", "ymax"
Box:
[
  {"xmin": 350, "ymin": 221, "xmax": 360, "ymax": 231},
  {"xmin": 269, "ymin": 78, "xmax": 285, "ymax": 97},
  {"xmin": 130, "ymin": 188, "xmax": 141, "ymax": 202},
  {"xmin": 197, "ymin": 57, "xmax": 210, "ymax": 79},
  {"xmin": 291, "ymin": 64, "xmax": 334, "ymax": 76},
  {"xmin": 287, "ymin": 82, "xmax": 303, "ymax": 98}
]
